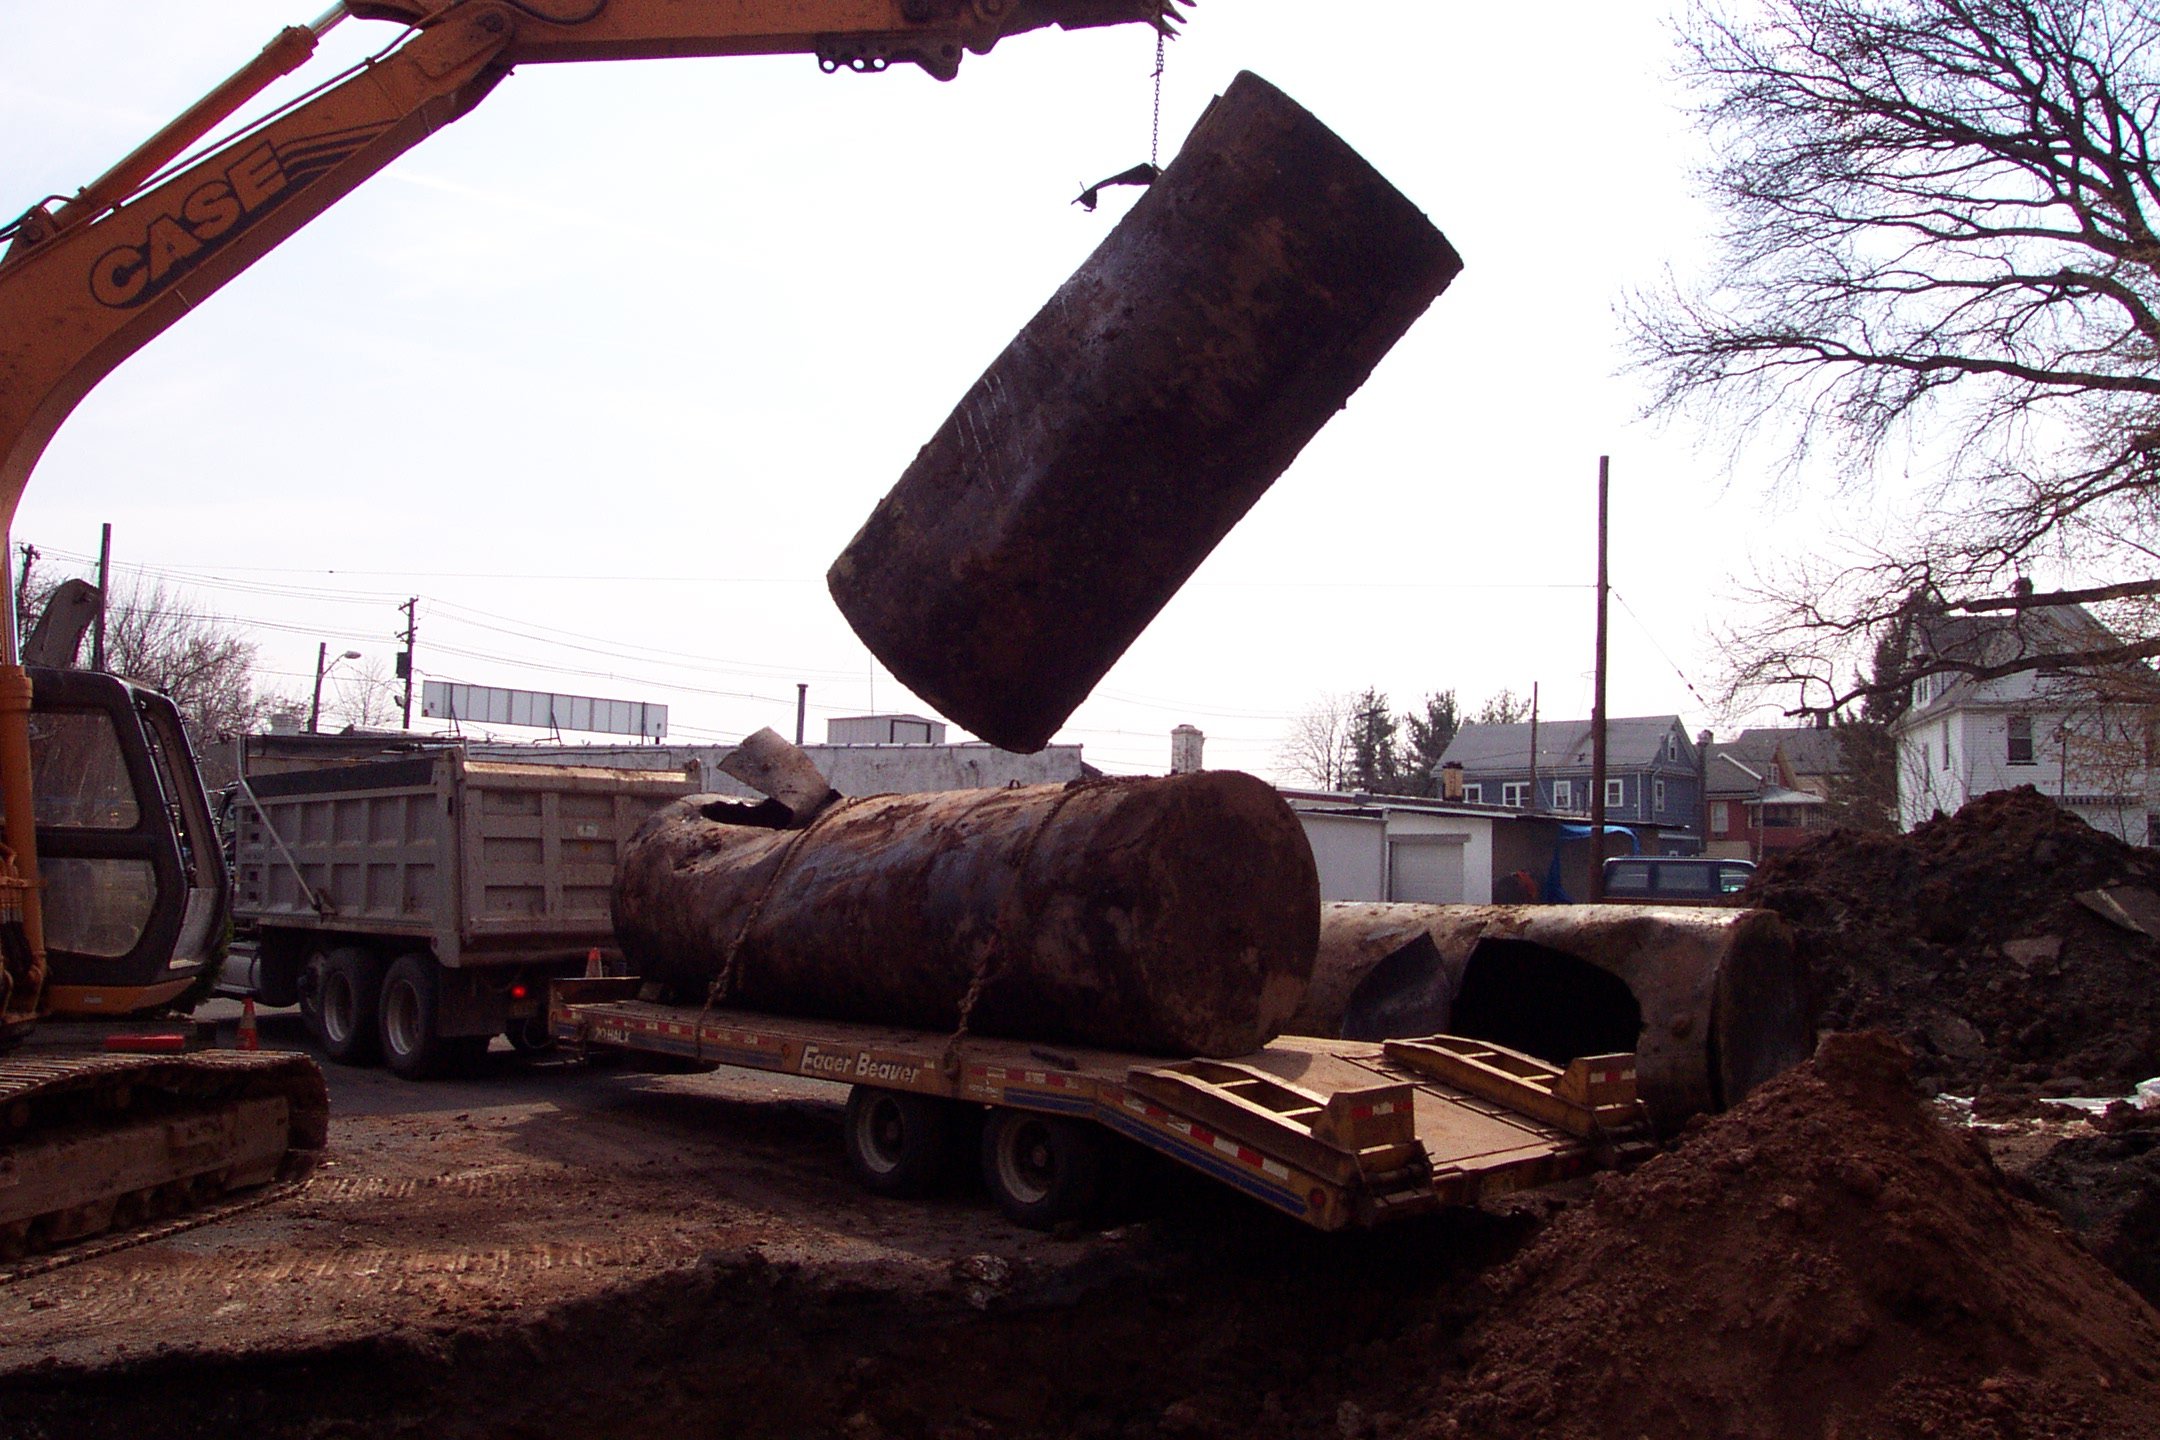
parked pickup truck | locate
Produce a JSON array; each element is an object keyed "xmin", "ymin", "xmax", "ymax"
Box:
[{"xmin": 223, "ymin": 742, "xmax": 693, "ymax": 1077}]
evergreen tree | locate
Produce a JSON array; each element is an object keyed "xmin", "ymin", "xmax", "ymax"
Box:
[
  {"xmin": 1343, "ymin": 687, "xmax": 1401, "ymax": 794},
  {"xmin": 1395, "ymin": 691, "xmax": 1459, "ymax": 797}
]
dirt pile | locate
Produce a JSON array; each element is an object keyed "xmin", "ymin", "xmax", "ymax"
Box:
[
  {"xmin": 1744, "ymin": 785, "xmax": 2160, "ymax": 1094},
  {"xmin": 1410, "ymin": 1032, "xmax": 2160, "ymax": 1440}
]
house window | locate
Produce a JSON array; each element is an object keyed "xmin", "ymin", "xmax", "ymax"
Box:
[
  {"xmin": 1654, "ymin": 777, "xmax": 1667, "ymax": 812},
  {"xmin": 1605, "ymin": 778, "xmax": 1625, "ymax": 808},
  {"xmin": 2008, "ymin": 714, "xmax": 2035, "ymax": 766},
  {"xmin": 1710, "ymin": 800, "xmax": 1730, "ymax": 834},
  {"xmin": 1552, "ymin": 779, "xmax": 1574, "ymax": 810},
  {"xmin": 1501, "ymin": 781, "xmax": 1528, "ymax": 807},
  {"xmin": 1462, "ymin": 783, "xmax": 1482, "ymax": 803}
]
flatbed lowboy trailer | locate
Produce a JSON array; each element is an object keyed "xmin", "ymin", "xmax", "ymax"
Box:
[{"xmin": 550, "ymin": 979, "xmax": 1655, "ymax": 1232}]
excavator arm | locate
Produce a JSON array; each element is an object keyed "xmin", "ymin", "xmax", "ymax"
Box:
[{"xmin": 0, "ymin": 0, "xmax": 1184, "ymax": 1023}]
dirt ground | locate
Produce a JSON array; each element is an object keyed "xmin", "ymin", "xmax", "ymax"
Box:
[
  {"xmin": 0, "ymin": 1010, "xmax": 1543, "ymax": 1440},
  {"xmin": 8, "ymin": 1014, "xmax": 2160, "ymax": 1438}
]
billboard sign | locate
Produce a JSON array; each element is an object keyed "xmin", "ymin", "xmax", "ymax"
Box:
[{"xmin": 421, "ymin": 681, "xmax": 666, "ymax": 741}]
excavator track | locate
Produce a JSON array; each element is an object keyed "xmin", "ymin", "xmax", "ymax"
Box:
[{"xmin": 0, "ymin": 1051, "xmax": 328, "ymax": 1267}]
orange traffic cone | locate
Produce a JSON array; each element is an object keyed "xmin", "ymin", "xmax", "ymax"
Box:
[
  {"xmin": 238, "ymin": 996, "xmax": 260, "ymax": 1051},
  {"xmin": 585, "ymin": 947, "xmax": 604, "ymax": 979}
]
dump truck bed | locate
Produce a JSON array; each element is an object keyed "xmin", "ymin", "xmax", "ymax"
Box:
[
  {"xmin": 551, "ymin": 980, "xmax": 1649, "ymax": 1231},
  {"xmin": 233, "ymin": 753, "xmax": 693, "ymax": 969}
]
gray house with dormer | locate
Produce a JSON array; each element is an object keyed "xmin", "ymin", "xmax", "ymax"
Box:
[{"xmin": 1437, "ymin": 715, "xmax": 1703, "ymax": 851}]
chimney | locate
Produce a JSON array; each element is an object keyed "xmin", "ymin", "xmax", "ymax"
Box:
[
  {"xmin": 1170, "ymin": 724, "xmax": 1205, "ymax": 775},
  {"xmin": 1440, "ymin": 761, "xmax": 1465, "ymax": 801},
  {"xmin": 2013, "ymin": 576, "xmax": 2035, "ymax": 600}
]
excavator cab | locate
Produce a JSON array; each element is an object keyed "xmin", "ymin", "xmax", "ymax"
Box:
[{"xmin": 6, "ymin": 667, "xmax": 227, "ymax": 1019}]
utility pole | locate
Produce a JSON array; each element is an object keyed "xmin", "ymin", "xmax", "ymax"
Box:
[
  {"xmin": 1589, "ymin": 457, "xmax": 1611, "ymax": 901},
  {"xmin": 12, "ymin": 544, "xmax": 35, "ymax": 644},
  {"xmin": 310, "ymin": 642, "xmax": 328, "ymax": 733},
  {"xmin": 795, "ymin": 684, "xmax": 809, "ymax": 746},
  {"xmin": 1527, "ymin": 681, "xmax": 1539, "ymax": 811},
  {"xmin": 90, "ymin": 522, "xmax": 111, "ymax": 671},
  {"xmin": 398, "ymin": 597, "xmax": 418, "ymax": 730}
]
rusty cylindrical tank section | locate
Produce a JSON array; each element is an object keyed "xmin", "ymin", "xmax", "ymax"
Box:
[
  {"xmin": 828, "ymin": 71, "xmax": 1464, "ymax": 753},
  {"xmin": 613, "ymin": 771, "xmax": 1320, "ymax": 1058},
  {"xmin": 1297, "ymin": 903, "xmax": 1812, "ymax": 1132}
]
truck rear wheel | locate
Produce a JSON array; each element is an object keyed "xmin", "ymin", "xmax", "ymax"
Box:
[
  {"xmin": 980, "ymin": 1109, "xmax": 1108, "ymax": 1230},
  {"xmin": 844, "ymin": 1087, "xmax": 961, "ymax": 1198},
  {"xmin": 380, "ymin": 953, "xmax": 462, "ymax": 1081},
  {"xmin": 316, "ymin": 948, "xmax": 384, "ymax": 1066}
]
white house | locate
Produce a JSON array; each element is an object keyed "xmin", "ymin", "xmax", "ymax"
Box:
[{"xmin": 1893, "ymin": 600, "xmax": 2160, "ymax": 843}]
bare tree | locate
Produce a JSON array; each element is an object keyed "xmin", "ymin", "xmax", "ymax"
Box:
[
  {"xmin": 20, "ymin": 566, "xmax": 278, "ymax": 748},
  {"xmin": 328, "ymin": 657, "xmax": 398, "ymax": 732},
  {"xmin": 1638, "ymin": 0, "xmax": 2160, "ymax": 713},
  {"xmin": 1279, "ymin": 693, "xmax": 1355, "ymax": 790}
]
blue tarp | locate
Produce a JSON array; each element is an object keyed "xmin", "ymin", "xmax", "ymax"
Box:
[{"xmin": 1543, "ymin": 824, "xmax": 1641, "ymax": 903}]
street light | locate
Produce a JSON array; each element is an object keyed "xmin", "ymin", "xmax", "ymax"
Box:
[{"xmin": 310, "ymin": 645, "xmax": 363, "ymax": 733}]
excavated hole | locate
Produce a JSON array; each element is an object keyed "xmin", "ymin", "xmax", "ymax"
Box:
[{"xmin": 0, "ymin": 1204, "xmax": 1536, "ymax": 1440}]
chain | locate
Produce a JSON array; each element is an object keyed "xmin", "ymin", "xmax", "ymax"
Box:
[
  {"xmin": 940, "ymin": 780, "xmax": 1099, "ymax": 1077},
  {"xmin": 1150, "ymin": 14, "xmax": 1167, "ymax": 169},
  {"xmin": 693, "ymin": 799, "xmax": 858, "ymax": 1060}
]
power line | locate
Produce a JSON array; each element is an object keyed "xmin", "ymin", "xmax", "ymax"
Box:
[{"xmin": 1610, "ymin": 588, "xmax": 1715, "ymax": 714}]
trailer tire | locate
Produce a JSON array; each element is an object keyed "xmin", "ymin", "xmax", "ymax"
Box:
[
  {"xmin": 504, "ymin": 1017, "xmax": 555, "ymax": 1055},
  {"xmin": 379, "ymin": 953, "xmax": 460, "ymax": 1081},
  {"xmin": 316, "ymin": 947, "xmax": 384, "ymax": 1066},
  {"xmin": 980, "ymin": 1109, "xmax": 1108, "ymax": 1230},
  {"xmin": 844, "ymin": 1087, "xmax": 961, "ymax": 1198}
]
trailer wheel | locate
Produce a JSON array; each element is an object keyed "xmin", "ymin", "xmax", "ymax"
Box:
[
  {"xmin": 980, "ymin": 1109, "xmax": 1108, "ymax": 1230},
  {"xmin": 844, "ymin": 1087, "xmax": 960, "ymax": 1198},
  {"xmin": 316, "ymin": 948, "xmax": 384, "ymax": 1066},
  {"xmin": 379, "ymin": 953, "xmax": 461, "ymax": 1081},
  {"xmin": 504, "ymin": 1017, "xmax": 555, "ymax": 1055}
]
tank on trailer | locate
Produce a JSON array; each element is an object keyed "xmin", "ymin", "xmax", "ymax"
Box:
[{"xmin": 613, "ymin": 768, "xmax": 1321, "ymax": 1058}]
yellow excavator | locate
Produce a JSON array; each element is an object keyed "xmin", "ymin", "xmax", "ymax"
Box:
[{"xmin": 0, "ymin": 0, "xmax": 1181, "ymax": 1261}]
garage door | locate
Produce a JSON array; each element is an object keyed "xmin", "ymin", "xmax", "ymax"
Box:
[{"xmin": 1389, "ymin": 835, "xmax": 1467, "ymax": 903}]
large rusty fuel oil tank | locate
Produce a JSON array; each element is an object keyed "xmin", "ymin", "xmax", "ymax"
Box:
[
  {"xmin": 1296, "ymin": 903, "xmax": 1812, "ymax": 1132},
  {"xmin": 828, "ymin": 71, "xmax": 1463, "ymax": 753},
  {"xmin": 613, "ymin": 771, "xmax": 1319, "ymax": 1058}
]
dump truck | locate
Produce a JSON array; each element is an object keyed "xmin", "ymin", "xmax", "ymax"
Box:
[{"xmin": 227, "ymin": 742, "xmax": 694, "ymax": 1078}]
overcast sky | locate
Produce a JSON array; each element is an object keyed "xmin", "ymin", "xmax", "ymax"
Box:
[{"xmin": 1, "ymin": 1, "xmax": 1844, "ymax": 778}]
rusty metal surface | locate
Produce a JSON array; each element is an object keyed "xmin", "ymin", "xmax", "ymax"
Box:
[
  {"xmin": 717, "ymin": 727, "xmax": 837, "ymax": 827},
  {"xmin": 1294, "ymin": 903, "xmax": 1811, "ymax": 1133},
  {"xmin": 828, "ymin": 71, "xmax": 1463, "ymax": 753},
  {"xmin": 612, "ymin": 771, "xmax": 1319, "ymax": 1057}
]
